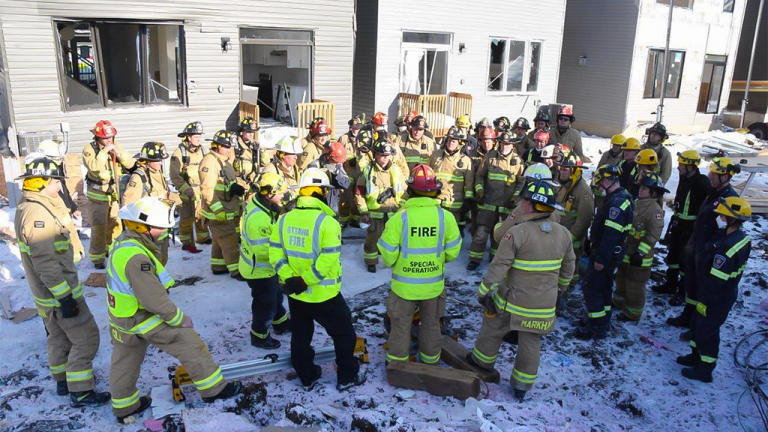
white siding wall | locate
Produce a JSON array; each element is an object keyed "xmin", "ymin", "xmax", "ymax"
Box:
[
  {"xmin": 351, "ymin": 0, "xmax": 378, "ymax": 116},
  {"xmin": 372, "ymin": 0, "xmax": 567, "ymax": 129},
  {"xmin": 557, "ymin": 0, "xmax": 640, "ymax": 137},
  {"xmin": 0, "ymin": 0, "xmax": 354, "ymax": 153},
  {"xmin": 624, "ymin": 0, "xmax": 747, "ymax": 134}
]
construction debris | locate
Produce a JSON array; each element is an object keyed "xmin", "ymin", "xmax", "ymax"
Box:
[
  {"xmin": 386, "ymin": 361, "xmax": 482, "ymax": 400},
  {"xmin": 439, "ymin": 336, "xmax": 500, "ymax": 383}
]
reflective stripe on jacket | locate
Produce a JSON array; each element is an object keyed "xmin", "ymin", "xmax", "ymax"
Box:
[
  {"xmin": 378, "ymin": 197, "xmax": 461, "ymax": 300},
  {"xmin": 239, "ymin": 196, "xmax": 278, "ymax": 279}
]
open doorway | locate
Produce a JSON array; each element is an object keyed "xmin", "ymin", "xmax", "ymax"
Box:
[
  {"xmin": 400, "ymin": 31, "xmax": 451, "ymax": 95},
  {"xmin": 240, "ymin": 28, "xmax": 313, "ymax": 126}
]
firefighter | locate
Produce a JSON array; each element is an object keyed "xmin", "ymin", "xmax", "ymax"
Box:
[
  {"xmin": 617, "ymin": 138, "xmax": 641, "ymax": 188},
  {"xmin": 576, "ymin": 164, "xmax": 634, "ymax": 340},
  {"xmin": 31, "ymin": 140, "xmax": 85, "ymax": 262},
  {"xmin": 356, "ymin": 140, "xmax": 406, "ymax": 273},
  {"xmin": 82, "ymin": 120, "xmax": 135, "ymax": 268},
  {"xmin": 339, "ymin": 115, "xmax": 365, "ymax": 226},
  {"xmin": 493, "ymin": 163, "xmax": 560, "ymax": 245},
  {"xmin": 522, "ymin": 130, "xmax": 551, "ymax": 167},
  {"xmin": 123, "ymin": 142, "xmax": 171, "ymax": 265},
  {"xmin": 170, "ymin": 121, "xmax": 210, "ymax": 254},
  {"xmin": 612, "ymin": 172, "xmax": 667, "ymax": 321},
  {"xmin": 555, "ymin": 153, "xmax": 594, "ymax": 288},
  {"xmin": 468, "ymin": 179, "xmax": 575, "ymax": 402},
  {"xmin": 15, "ymin": 156, "xmax": 109, "ymax": 407},
  {"xmin": 473, "ymin": 118, "xmax": 493, "ymax": 142},
  {"xmin": 298, "ymin": 119, "xmax": 332, "ymax": 171},
  {"xmin": 628, "ymin": 149, "xmax": 660, "ymax": 198},
  {"xmin": 677, "ymin": 196, "xmax": 751, "ymax": 383},
  {"xmin": 454, "ymin": 114, "xmax": 477, "ymax": 153},
  {"xmin": 552, "ymin": 106, "xmax": 586, "ymax": 161},
  {"xmin": 395, "ymin": 115, "xmax": 436, "ymax": 171},
  {"xmin": 233, "ymin": 117, "xmax": 262, "ymax": 192},
  {"xmin": 511, "ymin": 117, "xmax": 533, "ymax": 155},
  {"xmin": 200, "ymin": 131, "xmax": 245, "ymax": 280},
  {"xmin": 379, "ymin": 164, "xmax": 461, "ymax": 365},
  {"xmin": 357, "ymin": 113, "xmax": 409, "ymax": 175},
  {"xmin": 394, "ymin": 115, "xmax": 408, "ymax": 134},
  {"xmin": 467, "ymin": 127, "xmax": 496, "ymax": 236},
  {"xmin": 468, "ymin": 131, "xmax": 524, "ymax": 270},
  {"xmin": 642, "ymin": 122, "xmax": 672, "ymax": 183},
  {"xmin": 667, "ymin": 157, "xmax": 740, "ymax": 331},
  {"xmin": 107, "ymin": 197, "xmax": 241, "ymax": 423},
  {"xmin": 654, "ymin": 150, "xmax": 710, "ymax": 301},
  {"xmin": 263, "ymin": 136, "xmax": 303, "ymax": 204},
  {"xmin": 307, "ymin": 141, "xmax": 350, "ymax": 216},
  {"xmin": 598, "ymin": 134, "xmax": 626, "ymax": 168},
  {"xmin": 493, "ymin": 116, "xmax": 511, "ymax": 134},
  {"xmin": 429, "ymin": 127, "xmax": 474, "ymax": 230},
  {"xmin": 527, "ymin": 111, "xmax": 553, "ymax": 143},
  {"xmin": 269, "ymin": 168, "xmax": 366, "ymax": 391},
  {"xmin": 239, "ymin": 173, "xmax": 291, "ymax": 350}
]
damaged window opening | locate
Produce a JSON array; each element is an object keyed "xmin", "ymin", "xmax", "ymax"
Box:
[
  {"xmin": 487, "ymin": 38, "xmax": 542, "ymax": 94},
  {"xmin": 643, "ymin": 48, "xmax": 686, "ymax": 99},
  {"xmin": 55, "ymin": 20, "xmax": 186, "ymax": 110}
]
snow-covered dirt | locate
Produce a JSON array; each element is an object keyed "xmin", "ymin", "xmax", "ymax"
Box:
[{"xmin": 1, "ymin": 131, "xmax": 767, "ymax": 432}]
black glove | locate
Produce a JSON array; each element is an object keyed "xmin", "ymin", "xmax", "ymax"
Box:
[
  {"xmin": 281, "ymin": 277, "xmax": 308, "ymax": 296},
  {"xmin": 59, "ymin": 294, "xmax": 79, "ymax": 319},
  {"xmin": 229, "ymin": 183, "xmax": 246, "ymax": 197},
  {"xmin": 629, "ymin": 252, "xmax": 644, "ymax": 267},
  {"xmin": 460, "ymin": 198, "xmax": 475, "ymax": 216},
  {"xmin": 477, "ymin": 295, "xmax": 497, "ymax": 315},
  {"xmin": 377, "ymin": 188, "xmax": 396, "ymax": 204}
]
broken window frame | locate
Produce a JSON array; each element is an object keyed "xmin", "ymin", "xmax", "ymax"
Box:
[
  {"xmin": 399, "ymin": 31, "xmax": 452, "ymax": 96},
  {"xmin": 643, "ymin": 48, "xmax": 686, "ymax": 99},
  {"xmin": 53, "ymin": 19, "xmax": 187, "ymax": 111},
  {"xmin": 486, "ymin": 37, "xmax": 543, "ymax": 95}
]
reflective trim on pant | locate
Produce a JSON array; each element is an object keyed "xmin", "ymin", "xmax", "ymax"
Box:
[
  {"xmin": 43, "ymin": 301, "xmax": 100, "ymax": 392},
  {"xmin": 209, "ymin": 220, "xmax": 240, "ymax": 276},
  {"xmin": 88, "ymin": 198, "xmax": 121, "ymax": 264},
  {"xmin": 386, "ymin": 291, "xmax": 444, "ymax": 367}
]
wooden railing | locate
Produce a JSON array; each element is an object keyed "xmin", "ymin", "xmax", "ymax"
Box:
[
  {"xmin": 449, "ymin": 92, "xmax": 473, "ymax": 120},
  {"xmin": 238, "ymin": 101, "xmax": 261, "ymax": 139},
  {"xmin": 397, "ymin": 92, "xmax": 473, "ymax": 138},
  {"xmin": 297, "ymin": 100, "xmax": 336, "ymax": 138}
]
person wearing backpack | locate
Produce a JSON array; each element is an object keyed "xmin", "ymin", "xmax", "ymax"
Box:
[{"xmin": 170, "ymin": 122, "xmax": 210, "ymax": 254}]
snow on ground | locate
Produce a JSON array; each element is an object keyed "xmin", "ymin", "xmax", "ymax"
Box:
[{"xmin": 0, "ymin": 130, "xmax": 767, "ymax": 431}]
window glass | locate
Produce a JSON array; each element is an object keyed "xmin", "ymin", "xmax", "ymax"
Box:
[
  {"xmin": 99, "ymin": 23, "xmax": 142, "ymax": 104},
  {"xmin": 239, "ymin": 28, "xmax": 312, "ymax": 41},
  {"xmin": 403, "ymin": 32, "xmax": 451, "ymax": 45},
  {"xmin": 643, "ymin": 49, "xmax": 685, "ymax": 98},
  {"xmin": 527, "ymin": 42, "xmax": 541, "ymax": 92},
  {"xmin": 505, "ymin": 40, "xmax": 525, "ymax": 92},
  {"xmin": 147, "ymin": 24, "xmax": 182, "ymax": 103},
  {"xmin": 723, "ymin": 0, "xmax": 734, "ymax": 12},
  {"xmin": 56, "ymin": 22, "xmax": 101, "ymax": 108},
  {"xmin": 487, "ymin": 39, "xmax": 505, "ymax": 91}
]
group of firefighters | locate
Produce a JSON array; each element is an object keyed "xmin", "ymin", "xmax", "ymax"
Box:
[{"xmin": 14, "ymin": 104, "xmax": 754, "ymax": 421}]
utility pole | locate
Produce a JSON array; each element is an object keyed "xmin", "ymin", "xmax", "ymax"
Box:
[
  {"xmin": 740, "ymin": 0, "xmax": 766, "ymax": 128},
  {"xmin": 657, "ymin": 1, "xmax": 674, "ymax": 123}
]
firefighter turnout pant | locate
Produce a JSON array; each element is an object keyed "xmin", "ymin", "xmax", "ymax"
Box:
[
  {"xmin": 178, "ymin": 199, "xmax": 210, "ymax": 245},
  {"xmin": 689, "ymin": 299, "xmax": 734, "ymax": 371},
  {"xmin": 664, "ymin": 220, "xmax": 693, "ymax": 295},
  {"xmin": 208, "ymin": 220, "xmax": 240, "ymax": 276},
  {"xmin": 363, "ymin": 217, "xmax": 388, "ymax": 265},
  {"xmin": 582, "ymin": 256, "xmax": 620, "ymax": 331},
  {"xmin": 109, "ymin": 325, "xmax": 227, "ymax": 418},
  {"xmin": 88, "ymin": 197, "xmax": 121, "ymax": 265},
  {"xmin": 613, "ymin": 263, "xmax": 651, "ymax": 320},
  {"xmin": 288, "ymin": 294, "xmax": 360, "ymax": 387},
  {"xmin": 469, "ymin": 209, "xmax": 507, "ymax": 263},
  {"xmin": 470, "ymin": 312, "xmax": 542, "ymax": 391},
  {"xmin": 247, "ymin": 276, "xmax": 289, "ymax": 339},
  {"xmin": 680, "ymin": 244, "xmax": 700, "ymax": 326},
  {"xmin": 44, "ymin": 301, "xmax": 100, "ymax": 392},
  {"xmin": 386, "ymin": 290, "xmax": 445, "ymax": 365},
  {"xmin": 339, "ymin": 187, "xmax": 360, "ymax": 225}
]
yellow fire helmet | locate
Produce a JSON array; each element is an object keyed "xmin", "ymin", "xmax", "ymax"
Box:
[
  {"xmin": 258, "ymin": 172, "xmax": 288, "ymax": 196},
  {"xmin": 610, "ymin": 134, "xmax": 627, "ymax": 146},
  {"xmin": 714, "ymin": 196, "xmax": 751, "ymax": 221},
  {"xmin": 677, "ymin": 149, "xmax": 702, "ymax": 166},
  {"xmin": 709, "ymin": 156, "xmax": 741, "ymax": 176},
  {"xmin": 455, "ymin": 115, "xmax": 472, "ymax": 129},
  {"xmin": 622, "ymin": 137, "xmax": 642, "ymax": 151},
  {"xmin": 635, "ymin": 149, "xmax": 658, "ymax": 166}
]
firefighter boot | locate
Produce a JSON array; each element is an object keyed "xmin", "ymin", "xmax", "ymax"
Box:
[
  {"xmin": 117, "ymin": 396, "xmax": 152, "ymax": 424},
  {"xmin": 70, "ymin": 390, "xmax": 111, "ymax": 408},
  {"xmin": 466, "ymin": 261, "xmax": 480, "ymax": 271},
  {"xmin": 337, "ymin": 370, "xmax": 368, "ymax": 392},
  {"xmin": 272, "ymin": 319, "xmax": 292, "ymax": 335},
  {"xmin": 56, "ymin": 381, "xmax": 68, "ymax": 396},
  {"xmin": 250, "ymin": 333, "xmax": 281, "ymax": 349},
  {"xmin": 514, "ymin": 389, "xmax": 527, "ymax": 402},
  {"xmin": 202, "ymin": 381, "xmax": 243, "ymax": 403},
  {"xmin": 676, "ymin": 348, "xmax": 698, "ymax": 367},
  {"xmin": 182, "ymin": 244, "xmax": 203, "ymax": 254},
  {"xmin": 681, "ymin": 361, "xmax": 714, "ymax": 383}
]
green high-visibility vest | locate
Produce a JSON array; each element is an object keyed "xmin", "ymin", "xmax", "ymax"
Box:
[
  {"xmin": 363, "ymin": 164, "xmax": 404, "ymax": 213},
  {"xmin": 106, "ymin": 239, "xmax": 176, "ymax": 334},
  {"xmin": 239, "ymin": 197, "xmax": 277, "ymax": 279},
  {"xmin": 378, "ymin": 197, "xmax": 462, "ymax": 300}
]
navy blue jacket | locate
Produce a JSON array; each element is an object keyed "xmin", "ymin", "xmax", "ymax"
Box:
[
  {"xmin": 690, "ymin": 185, "xmax": 736, "ymax": 251},
  {"xmin": 589, "ymin": 187, "xmax": 634, "ymax": 266},
  {"xmin": 697, "ymin": 228, "xmax": 751, "ymax": 321}
]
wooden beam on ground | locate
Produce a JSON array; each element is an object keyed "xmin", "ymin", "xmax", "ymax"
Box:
[
  {"xmin": 440, "ymin": 336, "xmax": 500, "ymax": 383},
  {"xmin": 386, "ymin": 361, "xmax": 481, "ymax": 400}
]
